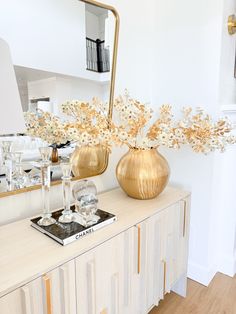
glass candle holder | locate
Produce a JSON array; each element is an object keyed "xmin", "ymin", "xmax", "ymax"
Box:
[
  {"xmin": 11, "ymin": 152, "xmax": 28, "ymax": 189},
  {"xmin": 72, "ymin": 180, "xmax": 99, "ymax": 227},
  {"xmin": 58, "ymin": 162, "xmax": 74, "ymax": 223},
  {"xmin": 37, "ymin": 147, "xmax": 56, "ymax": 227}
]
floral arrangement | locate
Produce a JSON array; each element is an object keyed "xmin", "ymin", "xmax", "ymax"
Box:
[
  {"xmin": 25, "ymin": 92, "xmax": 235, "ymax": 154},
  {"xmin": 108, "ymin": 91, "xmax": 236, "ymax": 153},
  {"xmin": 24, "ymin": 110, "xmax": 71, "ymax": 146}
]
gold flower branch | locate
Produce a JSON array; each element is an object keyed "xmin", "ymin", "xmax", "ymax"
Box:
[{"xmin": 24, "ymin": 92, "xmax": 236, "ymax": 154}]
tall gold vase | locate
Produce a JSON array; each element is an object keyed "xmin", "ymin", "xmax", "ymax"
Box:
[
  {"xmin": 116, "ymin": 148, "xmax": 170, "ymax": 200},
  {"xmin": 70, "ymin": 145, "xmax": 108, "ymax": 178}
]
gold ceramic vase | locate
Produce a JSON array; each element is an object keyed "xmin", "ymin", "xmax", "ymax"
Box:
[
  {"xmin": 116, "ymin": 148, "xmax": 170, "ymax": 200},
  {"xmin": 70, "ymin": 145, "xmax": 108, "ymax": 178}
]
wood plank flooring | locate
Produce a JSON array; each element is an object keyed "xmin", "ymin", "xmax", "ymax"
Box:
[{"xmin": 149, "ymin": 273, "xmax": 236, "ymax": 314}]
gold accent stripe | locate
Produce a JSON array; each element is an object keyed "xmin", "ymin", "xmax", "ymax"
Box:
[{"xmin": 43, "ymin": 275, "xmax": 52, "ymax": 314}]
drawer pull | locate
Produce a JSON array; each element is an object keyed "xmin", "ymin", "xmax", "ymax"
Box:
[
  {"xmin": 137, "ymin": 225, "xmax": 141, "ymax": 274},
  {"xmin": 43, "ymin": 275, "xmax": 52, "ymax": 314},
  {"xmin": 183, "ymin": 200, "xmax": 187, "ymax": 237}
]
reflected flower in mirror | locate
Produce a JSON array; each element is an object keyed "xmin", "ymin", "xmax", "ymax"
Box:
[
  {"xmin": 61, "ymin": 98, "xmax": 112, "ymax": 151},
  {"xmin": 24, "ymin": 110, "xmax": 73, "ymax": 146}
]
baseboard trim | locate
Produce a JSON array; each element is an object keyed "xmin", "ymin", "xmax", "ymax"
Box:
[
  {"xmin": 217, "ymin": 255, "xmax": 236, "ymax": 277},
  {"xmin": 187, "ymin": 261, "xmax": 216, "ymax": 286}
]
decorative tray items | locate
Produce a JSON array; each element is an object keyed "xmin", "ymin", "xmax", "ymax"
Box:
[{"xmin": 31, "ymin": 147, "xmax": 116, "ymax": 245}]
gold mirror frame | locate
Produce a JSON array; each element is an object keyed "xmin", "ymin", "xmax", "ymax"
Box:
[{"xmin": 0, "ymin": 0, "xmax": 120, "ymax": 198}]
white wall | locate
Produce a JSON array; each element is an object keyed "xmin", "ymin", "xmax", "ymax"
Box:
[
  {"xmin": 211, "ymin": 0, "xmax": 236, "ymax": 277},
  {"xmin": 0, "ymin": 0, "xmax": 235, "ymax": 286},
  {"xmin": 28, "ymin": 76, "xmax": 106, "ymax": 116},
  {"xmin": 151, "ymin": 0, "xmax": 236, "ymax": 285},
  {"xmin": 0, "ymin": 0, "xmax": 87, "ymax": 78},
  {"xmin": 86, "ymin": 11, "xmax": 100, "ymax": 40}
]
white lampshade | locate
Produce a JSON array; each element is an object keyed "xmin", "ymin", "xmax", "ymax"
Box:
[{"xmin": 0, "ymin": 38, "xmax": 26, "ymax": 135}]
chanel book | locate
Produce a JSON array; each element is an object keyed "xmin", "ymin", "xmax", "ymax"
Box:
[{"xmin": 31, "ymin": 206, "xmax": 117, "ymax": 246}]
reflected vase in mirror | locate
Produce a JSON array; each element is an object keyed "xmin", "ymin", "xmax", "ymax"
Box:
[
  {"xmin": 72, "ymin": 180, "xmax": 99, "ymax": 227},
  {"xmin": 71, "ymin": 145, "xmax": 108, "ymax": 178},
  {"xmin": 37, "ymin": 147, "xmax": 56, "ymax": 226},
  {"xmin": 58, "ymin": 162, "xmax": 74, "ymax": 223},
  {"xmin": 51, "ymin": 146, "xmax": 59, "ymax": 163}
]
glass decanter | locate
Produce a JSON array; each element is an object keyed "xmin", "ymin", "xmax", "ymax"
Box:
[
  {"xmin": 72, "ymin": 180, "xmax": 99, "ymax": 227},
  {"xmin": 58, "ymin": 162, "xmax": 74, "ymax": 223},
  {"xmin": 11, "ymin": 152, "xmax": 28, "ymax": 189},
  {"xmin": 37, "ymin": 147, "xmax": 56, "ymax": 226}
]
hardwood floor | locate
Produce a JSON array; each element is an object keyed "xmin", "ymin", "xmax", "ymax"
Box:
[{"xmin": 149, "ymin": 273, "xmax": 236, "ymax": 314}]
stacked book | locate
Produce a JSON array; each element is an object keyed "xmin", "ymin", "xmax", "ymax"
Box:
[{"xmin": 31, "ymin": 206, "xmax": 117, "ymax": 245}]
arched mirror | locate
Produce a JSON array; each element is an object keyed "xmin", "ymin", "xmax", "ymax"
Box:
[{"xmin": 0, "ymin": 0, "xmax": 119, "ymax": 197}]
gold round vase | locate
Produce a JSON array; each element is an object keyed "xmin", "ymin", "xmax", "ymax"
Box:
[
  {"xmin": 116, "ymin": 148, "xmax": 170, "ymax": 200},
  {"xmin": 70, "ymin": 145, "xmax": 108, "ymax": 178}
]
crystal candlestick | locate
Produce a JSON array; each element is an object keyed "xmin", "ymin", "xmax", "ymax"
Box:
[
  {"xmin": 11, "ymin": 152, "xmax": 28, "ymax": 189},
  {"xmin": 58, "ymin": 162, "xmax": 74, "ymax": 223},
  {"xmin": 37, "ymin": 147, "xmax": 56, "ymax": 226}
]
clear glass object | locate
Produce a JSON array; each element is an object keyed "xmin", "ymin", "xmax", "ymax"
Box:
[
  {"xmin": 11, "ymin": 152, "xmax": 28, "ymax": 189},
  {"xmin": 58, "ymin": 162, "xmax": 74, "ymax": 223},
  {"xmin": 28, "ymin": 168, "xmax": 41, "ymax": 185},
  {"xmin": 37, "ymin": 147, "xmax": 56, "ymax": 226},
  {"xmin": 0, "ymin": 141, "xmax": 13, "ymax": 166},
  {"xmin": 0, "ymin": 141, "xmax": 13, "ymax": 190},
  {"xmin": 72, "ymin": 180, "xmax": 99, "ymax": 227}
]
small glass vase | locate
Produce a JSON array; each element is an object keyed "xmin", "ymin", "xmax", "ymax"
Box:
[
  {"xmin": 58, "ymin": 162, "xmax": 74, "ymax": 223},
  {"xmin": 37, "ymin": 147, "xmax": 56, "ymax": 227},
  {"xmin": 72, "ymin": 180, "xmax": 99, "ymax": 227}
]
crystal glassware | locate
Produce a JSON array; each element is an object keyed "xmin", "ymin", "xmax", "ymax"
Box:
[
  {"xmin": 37, "ymin": 147, "xmax": 56, "ymax": 226},
  {"xmin": 58, "ymin": 162, "xmax": 74, "ymax": 223},
  {"xmin": 28, "ymin": 168, "xmax": 41, "ymax": 186},
  {"xmin": 72, "ymin": 180, "xmax": 99, "ymax": 227},
  {"xmin": 0, "ymin": 141, "xmax": 13, "ymax": 189},
  {"xmin": 11, "ymin": 152, "xmax": 28, "ymax": 189},
  {"xmin": 0, "ymin": 141, "xmax": 13, "ymax": 166}
]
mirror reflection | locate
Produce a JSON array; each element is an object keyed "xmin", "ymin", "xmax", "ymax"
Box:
[{"xmin": 0, "ymin": 1, "xmax": 116, "ymax": 194}]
